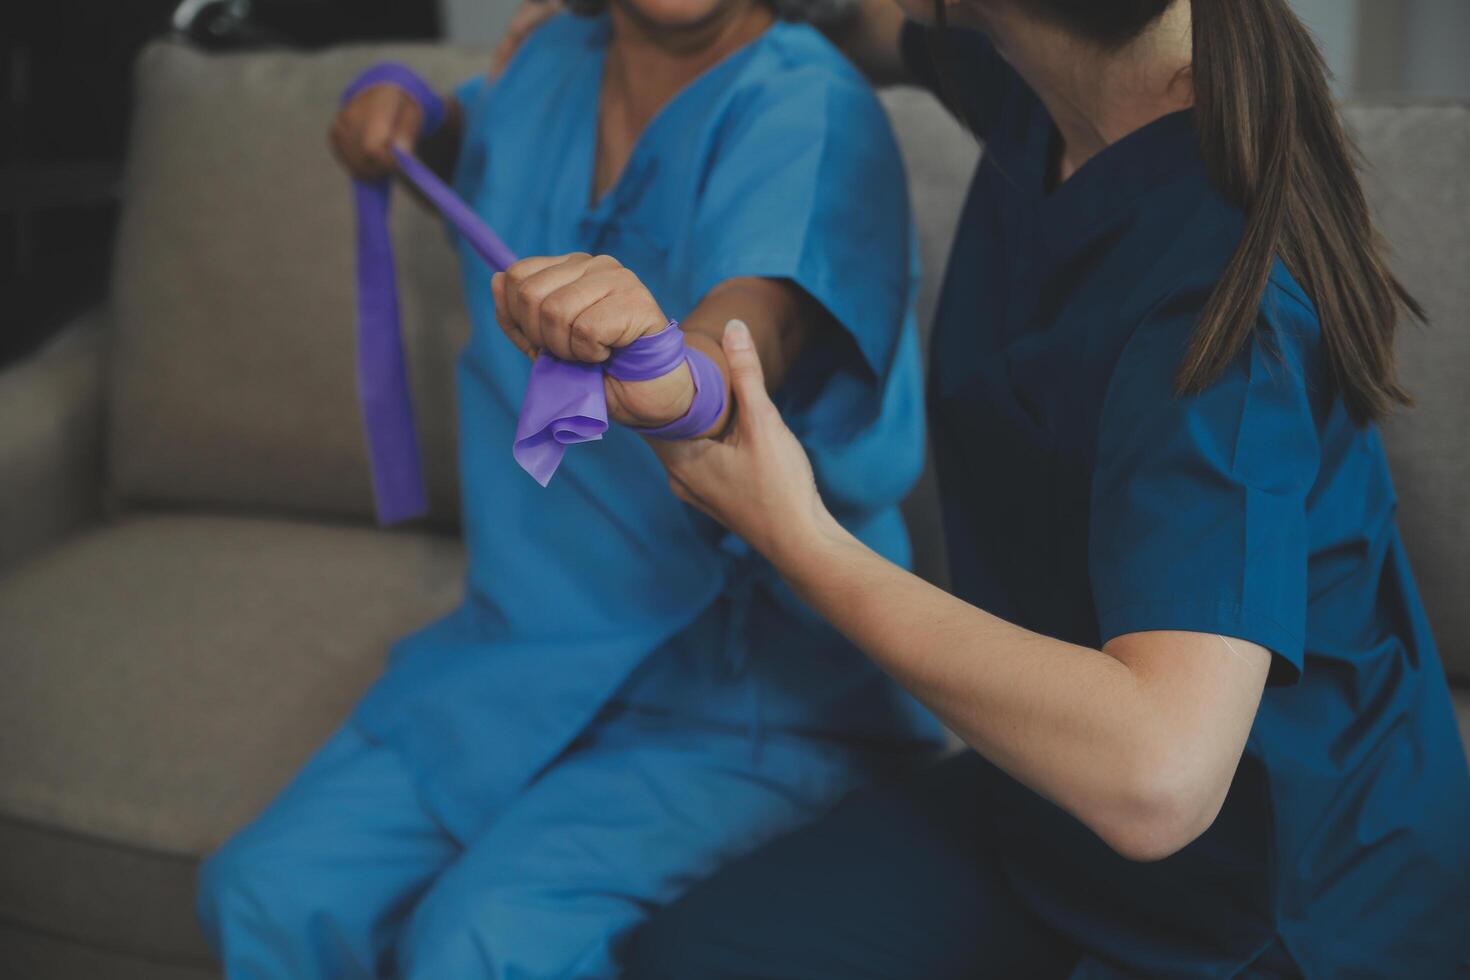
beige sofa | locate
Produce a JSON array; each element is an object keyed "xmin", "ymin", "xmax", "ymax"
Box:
[{"xmin": 0, "ymin": 40, "xmax": 1465, "ymax": 979}]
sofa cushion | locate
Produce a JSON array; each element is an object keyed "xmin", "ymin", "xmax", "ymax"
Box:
[
  {"xmin": 0, "ymin": 514, "xmax": 461, "ymax": 966},
  {"xmin": 108, "ymin": 42, "xmax": 486, "ymax": 526},
  {"xmin": 0, "ymin": 514, "xmax": 463, "ymax": 852},
  {"xmin": 0, "ymin": 819, "xmax": 217, "ymax": 972},
  {"xmin": 1344, "ymin": 103, "xmax": 1470, "ymax": 681}
]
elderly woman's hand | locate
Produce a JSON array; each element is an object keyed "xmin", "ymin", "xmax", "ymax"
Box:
[
  {"xmin": 492, "ymin": 253, "xmax": 669, "ymax": 361},
  {"xmin": 492, "ymin": 252, "xmax": 703, "ymax": 428},
  {"xmin": 330, "ymin": 82, "xmax": 429, "ymax": 179},
  {"xmin": 653, "ymin": 320, "xmax": 845, "ymax": 567}
]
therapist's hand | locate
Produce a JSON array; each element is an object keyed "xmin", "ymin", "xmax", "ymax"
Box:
[
  {"xmin": 653, "ymin": 320, "xmax": 844, "ymax": 565},
  {"xmin": 492, "ymin": 253, "xmax": 695, "ymax": 428},
  {"xmin": 491, "ymin": 0, "xmax": 563, "ymax": 77}
]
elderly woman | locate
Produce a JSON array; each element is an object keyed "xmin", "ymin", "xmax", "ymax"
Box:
[{"xmin": 193, "ymin": 0, "xmax": 942, "ymax": 976}]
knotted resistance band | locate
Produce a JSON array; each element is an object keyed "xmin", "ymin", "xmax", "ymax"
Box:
[{"xmin": 342, "ymin": 63, "xmax": 725, "ymax": 524}]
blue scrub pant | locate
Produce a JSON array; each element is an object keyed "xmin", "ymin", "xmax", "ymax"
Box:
[{"xmin": 196, "ymin": 711, "xmax": 881, "ymax": 979}]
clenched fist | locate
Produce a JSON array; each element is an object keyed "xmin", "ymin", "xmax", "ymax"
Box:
[
  {"xmin": 329, "ymin": 82, "xmax": 429, "ymax": 179},
  {"xmin": 492, "ymin": 253, "xmax": 697, "ymax": 428}
]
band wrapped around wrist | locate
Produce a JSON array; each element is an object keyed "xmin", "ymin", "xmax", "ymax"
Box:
[
  {"xmin": 630, "ymin": 344, "xmax": 728, "ymax": 440},
  {"xmin": 606, "ymin": 322, "xmax": 727, "ymax": 440},
  {"xmin": 605, "ymin": 322, "xmax": 687, "ymax": 381},
  {"xmin": 341, "ymin": 62, "xmax": 447, "ymax": 137}
]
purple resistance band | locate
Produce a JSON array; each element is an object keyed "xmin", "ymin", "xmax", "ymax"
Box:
[{"xmin": 342, "ymin": 64, "xmax": 725, "ymax": 521}]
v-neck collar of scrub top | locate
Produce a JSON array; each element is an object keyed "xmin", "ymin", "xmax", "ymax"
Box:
[
  {"xmin": 560, "ymin": 15, "xmax": 770, "ymax": 245},
  {"xmin": 1008, "ymin": 106, "xmax": 1202, "ymax": 270}
]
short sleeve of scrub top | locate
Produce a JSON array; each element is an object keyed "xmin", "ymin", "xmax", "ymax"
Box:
[
  {"xmin": 681, "ymin": 56, "xmax": 926, "ymax": 515},
  {"xmin": 455, "ymin": 74, "xmax": 487, "ymax": 115},
  {"xmin": 1088, "ymin": 274, "xmax": 1320, "ymax": 684},
  {"xmin": 686, "ymin": 70, "xmax": 912, "ymax": 388}
]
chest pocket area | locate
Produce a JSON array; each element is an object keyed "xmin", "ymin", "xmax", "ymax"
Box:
[{"xmin": 581, "ymin": 159, "xmax": 675, "ymax": 290}]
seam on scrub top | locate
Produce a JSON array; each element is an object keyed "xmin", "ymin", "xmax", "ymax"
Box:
[{"xmin": 1095, "ymin": 598, "xmax": 1303, "ymax": 649}]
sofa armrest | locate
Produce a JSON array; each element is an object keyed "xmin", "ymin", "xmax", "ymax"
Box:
[{"xmin": 0, "ymin": 310, "xmax": 108, "ymax": 576}]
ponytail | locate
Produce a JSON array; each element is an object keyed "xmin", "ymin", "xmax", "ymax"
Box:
[
  {"xmin": 1182, "ymin": 0, "xmax": 1420, "ymax": 422},
  {"xmin": 935, "ymin": 0, "xmax": 1422, "ymax": 423}
]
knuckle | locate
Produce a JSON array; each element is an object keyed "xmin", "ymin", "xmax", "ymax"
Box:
[
  {"xmin": 567, "ymin": 315, "xmax": 600, "ymax": 346},
  {"xmin": 522, "ymin": 280, "xmax": 553, "ymax": 309},
  {"xmin": 541, "ymin": 294, "xmax": 575, "ymax": 328}
]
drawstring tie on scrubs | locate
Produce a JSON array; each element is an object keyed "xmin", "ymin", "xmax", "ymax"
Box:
[{"xmin": 341, "ymin": 63, "xmax": 724, "ymax": 523}]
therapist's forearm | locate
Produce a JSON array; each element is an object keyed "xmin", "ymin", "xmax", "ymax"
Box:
[{"xmin": 773, "ymin": 524, "xmax": 1215, "ymax": 860}]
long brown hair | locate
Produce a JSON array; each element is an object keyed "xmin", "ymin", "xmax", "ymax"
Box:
[{"xmin": 944, "ymin": 0, "xmax": 1422, "ymax": 423}]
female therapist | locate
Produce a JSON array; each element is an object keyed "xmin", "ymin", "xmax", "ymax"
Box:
[{"xmin": 495, "ymin": 0, "xmax": 1470, "ymax": 975}]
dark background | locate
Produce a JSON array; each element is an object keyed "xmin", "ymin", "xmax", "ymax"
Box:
[{"xmin": 0, "ymin": 0, "xmax": 440, "ymax": 368}]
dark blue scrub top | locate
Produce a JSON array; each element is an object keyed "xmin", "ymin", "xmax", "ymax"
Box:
[{"xmin": 903, "ymin": 23, "xmax": 1470, "ymax": 979}]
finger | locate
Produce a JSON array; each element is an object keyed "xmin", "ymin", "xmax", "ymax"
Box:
[
  {"xmin": 502, "ymin": 254, "xmax": 580, "ymax": 336},
  {"xmin": 507, "ymin": 255, "xmax": 596, "ymax": 352},
  {"xmin": 359, "ymin": 89, "xmax": 404, "ymax": 174},
  {"xmin": 721, "ymin": 320, "xmax": 778, "ymax": 429},
  {"xmin": 492, "ymin": 273, "xmax": 535, "ymax": 359},
  {"xmin": 542, "ymin": 263, "xmax": 642, "ymax": 361},
  {"xmin": 568, "ymin": 284, "xmax": 669, "ymax": 362},
  {"xmin": 390, "ymin": 97, "xmax": 424, "ymax": 153}
]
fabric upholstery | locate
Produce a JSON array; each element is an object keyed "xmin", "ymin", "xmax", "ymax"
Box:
[
  {"xmin": 1344, "ymin": 104, "xmax": 1470, "ymax": 681},
  {"xmin": 0, "ymin": 817, "xmax": 211, "ymax": 969},
  {"xmin": 107, "ymin": 42, "xmax": 485, "ymax": 526},
  {"xmin": 0, "ymin": 313, "xmax": 106, "ymax": 577},
  {"xmin": 0, "ymin": 921, "xmax": 215, "ymax": 980},
  {"xmin": 0, "ymin": 514, "xmax": 463, "ymax": 853}
]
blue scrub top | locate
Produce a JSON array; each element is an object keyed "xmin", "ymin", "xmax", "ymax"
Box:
[
  {"xmin": 903, "ymin": 24, "xmax": 1470, "ymax": 979},
  {"xmin": 353, "ymin": 14, "xmax": 942, "ymax": 843}
]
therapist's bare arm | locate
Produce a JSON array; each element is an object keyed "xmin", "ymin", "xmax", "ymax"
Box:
[
  {"xmin": 782, "ymin": 534, "xmax": 1270, "ymax": 860},
  {"xmin": 492, "ymin": 253, "xmax": 822, "ymax": 434},
  {"xmin": 827, "ymin": 0, "xmax": 914, "ymax": 85},
  {"xmin": 656, "ymin": 326, "xmax": 1272, "ymax": 863}
]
